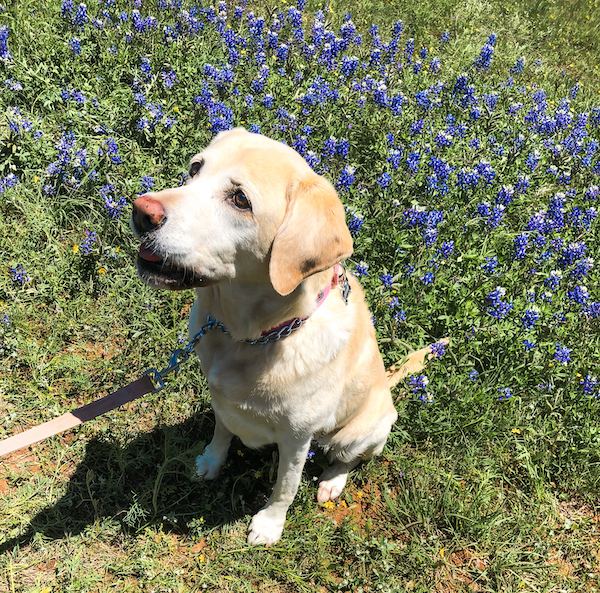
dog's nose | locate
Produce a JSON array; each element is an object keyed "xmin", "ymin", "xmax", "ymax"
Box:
[{"xmin": 132, "ymin": 195, "xmax": 166, "ymax": 234}]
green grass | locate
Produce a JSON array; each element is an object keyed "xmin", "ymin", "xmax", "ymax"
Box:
[{"xmin": 1, "ymin": 0, "xmax": 600, "ymax": 591}]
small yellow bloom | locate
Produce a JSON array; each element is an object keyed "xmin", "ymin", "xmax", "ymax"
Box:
[
  {"xmin": 440, "ymin": 548, "xmax": 446, "ymax": 558},
  {"xmin": 237, "ymin": 449, "xmax": 244, "ymax": 457},
  {"xmin": 98, "ymin": 268, "xmax": 106, "ymax": 274},
  {"xmin": 199, "ymin": 553, "xmax": 205, "ymax": 563},
  {"xmin": 73, "ymin": 244, "xmax": 79, "ymax": 253},
  {"xmin": 512, "ymin": 428, "xmax": 521, "ymax": 434},
  {"xmin": 174, "ymin": 106, "xmax": 179, "ymax": 112},
  {"xmin": 357, "ymin": 491, "xmax": 363, "ymax": 499},
  {"xmin": 34, "ymin": 176, "xmax": 39, "ymax": 182},
  {"xmin": 323, "ymin": 500, "xmax": 335, "ymax": 509}
]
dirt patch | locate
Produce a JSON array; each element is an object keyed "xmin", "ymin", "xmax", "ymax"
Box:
[{"xmin": 0, "ymin": 450, "xmax": 41, "ymax": 494}]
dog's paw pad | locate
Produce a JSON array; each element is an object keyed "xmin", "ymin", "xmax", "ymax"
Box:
[
  {"xmin": 317, "ymin": 474, "xmax": 347, "ymax": 503},
  {"xmin": 247, "ymin": 510, "xmax": 285, "ymax": 546},
  {"xmin": 195, "ymin": 452, "xmax": 223, "ymax": 481}
]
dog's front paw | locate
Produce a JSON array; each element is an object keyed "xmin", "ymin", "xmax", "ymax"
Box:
[
  {"xmin": 247, "ymin": 508, "xmax": 285, "ymax": 546},
  {"xmin": 195, "ymin": 448, "xmax": 226, "ymax": 481}
]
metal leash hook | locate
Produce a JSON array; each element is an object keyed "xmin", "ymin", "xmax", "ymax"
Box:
[
  {"xmin": 143, "ymin": 348, "xmax": 187, "ymax": 393},
  {"xmin": 143, "ymin": 316, "xmax": 227, "ymax": 394}
]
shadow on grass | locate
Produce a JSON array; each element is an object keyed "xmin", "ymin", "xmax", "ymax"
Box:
[{"xmin": 0, "ymin": 412, "xmax": 281, "ymax": 553}]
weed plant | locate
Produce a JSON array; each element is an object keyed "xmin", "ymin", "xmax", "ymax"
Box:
[{"xmin": 1, "ymin": 0, "xmax": 600, "ymax": 591}]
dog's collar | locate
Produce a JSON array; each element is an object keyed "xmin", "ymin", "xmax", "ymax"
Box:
[
  {"xmin": 258, "ymin": 264, "xmax": 349, "ymax": 337},
  {"xmin": 207, "ymin": 264, "xmax": 351, "ymax": 345}
]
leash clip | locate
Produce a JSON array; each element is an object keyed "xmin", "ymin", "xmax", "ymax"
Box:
[{"xmin": 143, "ymin": 348, "xmax": 189, "ymax": 393}]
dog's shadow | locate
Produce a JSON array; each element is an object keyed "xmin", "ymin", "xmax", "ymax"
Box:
[{"xmin": 1, "ymin": 412, "xmax": 289, "ymax": 553}]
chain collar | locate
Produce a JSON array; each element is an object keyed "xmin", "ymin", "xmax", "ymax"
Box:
[{"xmin": 186, "ymin": 264, "xmax": 351, "ymax": 347}]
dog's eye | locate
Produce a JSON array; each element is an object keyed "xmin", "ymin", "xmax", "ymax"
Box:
[
  {"xmin": 232, "ymin": 189, "xmax": 252, "ymax": 211},
  {"xmin": 188, "ymin": 159, "xmax": 203, "ymax": 177}
]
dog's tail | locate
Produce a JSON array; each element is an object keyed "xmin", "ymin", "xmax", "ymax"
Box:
[{"xmin": 385, "ymin": 338, "xmax": 450, "ymax": 389}]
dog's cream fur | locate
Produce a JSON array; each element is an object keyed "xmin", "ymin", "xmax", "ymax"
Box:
[{"xmin": 132, "ymin": 128, "xmax": 436, "ymax": 545}]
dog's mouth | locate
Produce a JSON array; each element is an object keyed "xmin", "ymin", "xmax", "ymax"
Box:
[{"xmin": 136, "ymin": 243, "xmax": 209, "ymax": 290}]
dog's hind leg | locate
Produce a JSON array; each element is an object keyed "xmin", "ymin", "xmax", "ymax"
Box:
[
  {"xmin": 196, "ymin": 415, "xmax": 233, "ymax": 480},
  {"xmin": 317, "ymin": 458, "xmax": 361, "ymax": 503}
]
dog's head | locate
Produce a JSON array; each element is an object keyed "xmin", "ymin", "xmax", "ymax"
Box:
[{"xmin": 131, "ymin": 128, "xmax": 353, "ymax": 296}]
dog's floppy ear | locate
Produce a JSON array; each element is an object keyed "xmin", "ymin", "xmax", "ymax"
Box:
[{"xmin": 269, "ymin": 174, "xmax": 353, "ymax": 296}]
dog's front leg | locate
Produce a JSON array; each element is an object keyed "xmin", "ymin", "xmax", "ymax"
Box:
[
  {"xmin": 247, "ymin": 436, "xmax": 311, "ymax": 546},
  {"xmin": 196, "ymin": 414, "xmax": 233, "ymax": 480}
]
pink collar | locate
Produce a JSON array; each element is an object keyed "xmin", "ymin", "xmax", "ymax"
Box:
[{"xmin": 261, "ymin": 264, "xmax": 343, "ymax": 336}]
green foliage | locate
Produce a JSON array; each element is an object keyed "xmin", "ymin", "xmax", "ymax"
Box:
[{"xmin": 1, "ymin": 0, "xmax": 600, "ymax": 591}]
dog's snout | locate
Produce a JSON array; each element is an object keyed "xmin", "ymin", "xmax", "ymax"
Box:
[{"xmin": 132, "ymin": 195, "xmax": 166, "ymax": 234}]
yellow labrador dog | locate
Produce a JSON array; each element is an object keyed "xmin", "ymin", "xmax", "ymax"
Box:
[{"xmin": 131, "ymin": 128, "xmax": 434, "ymax": 546}]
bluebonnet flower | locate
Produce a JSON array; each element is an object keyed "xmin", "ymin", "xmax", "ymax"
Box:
[
  {"xmin": 486, "ymin": 286, "xmax": 513, "ymax": 319},
  {"xmin": 79, "ymin": 231, "xmax": 98, "ymax": 255},
  {"xmin": 410, "ymin": 119, "xmax": 425, "ymax": 135},
  {"xmin": 585, "ymin": 185, "xmax": 599, "ymax": 201},
  {"xmin": 340, "ymin": 55, "xmax": 359, "ymax": 77},
  {"xmin": 440, "ymin": 31, "xmax": 450, "ymax": 43},
  {"xmin": 570, "ymin": 257, "xmax": 594, "ymax": 280},
  {"xmin": 69, "ymin": 37, "xmax": 82, "ymax": 55},
  {"xmin": 72, "ymin": 2, "xmax": 89, "ymax": 29},
  {"xmin": 404, "ymin": 38, "xmax": 415, "ymax": 62},
  {"xmin": 103, "ymin": 137, "xmax": 122, "ymax": 165},
  {"xmin": 388, "ymin": 296, "xmax": 401, "ymax": 310},
  {"xmin": 139, "ymin": 57, "xmax": 152, "ymax": 80},
  {"xmin": 497, "ymin": 387, "xmax": 513, "ymax": 402},
  {"xmin": 377, "ymin": 172, "xmax": 391, "ymax": 188},
  {"xmin": 578, "ymin": 374, "xmax": 599, "ymax": 397},
  {"xmin": 523, "ymin": 339, "xmax": 536, "ymax": 351},
  {"xmin": 510, "ymin": 57, "xmax": 525, "ymax": 75},
  {"xmin": 379, "ymin": 273, "xmax": 393, "ymax": 288},
  {"xmin": 567, "ymin": 285, "xmax": 589, "ymax": 304},
  {"xmin": 161, "ymin": 70, "xmax": 178, "ymax": 89},
  {"xmin": 322, "ymin": 136, "xmax": 337, "ymax": 160},
  {"xmin": 525, "ymin": 151, "xmax": 541, "ymax": 172},
  {"xmin": 387, "ymin": 148, "xmax": 403, "ymax": 170},
  {"xmin": 3, "ymin": 78, "xmax": 22, "ymax": 91},
  {"xmin": 262, "ymin": 93, "xmax": 274, "ymax": 109},
  {"xmin": 482, "ymin": 256, "xmax": 499, "ymax": 274},
  {"xmin": 336, "ymin": 165, "xmax": 355, "ymax": 191},
  {"xmin": 100, "ymin": 185, "xmax": 127, "ymax": 219},
  {"xmin": 513, "ymin": 233, "xmax": 529, "ymax": 260},
  {"xmin": 430, "ymin": 341, "xmax": 446, "ymax": 358},
  {"xmin": 354, "ymin": 261, "xmax": 369, "ymax": 278},
  {"xmin": 60, "ymin": 0, "xmax": 74, "ymax": 18},
  {"xmin": 141, "ymin": 175, "xmax": 154, "ymax": 193},
  {"xmin": 0, "ymin": 173, "xmax": 19, "ymax": 194},
  {"xmin": 408, "ymin": 374, "xmax": 429, "ymax": 394},
  {"xmin": 11, "ymin": 264, "xmax": 28, "ymax": 284},
  {"xmin": 406, "ymin": 152, "xmax": 420, "ymax": 174},
  {"xmin": 336, "ymin": 138, "xmax": 350, "ymax": 159},
  {"xmin": 348, "ymin": 212, "xmax": 364, "ymax": 236},
  {"xmin": 521, "ymin": 308, "xmax": 539, "ymax": 330},
  {"xmin": 393, "ymin": 310, "xmax": 407, "ymax": 322},
  {"xmin": 437, "ymin": 241, "xmax": 454, "ymax": 259},
  {"xmin": 429, "ymin": 57, "xmax": 441, "ymax": 74},
  {"xmin": 554, "ymin": 343, "xmax": 571, "ymax": 365},
  {"xmin": 420, "ymin": 272, "xmax": 435, "ymax": 285}
]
